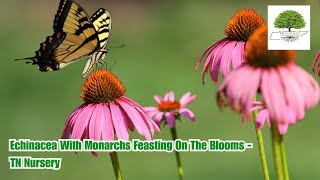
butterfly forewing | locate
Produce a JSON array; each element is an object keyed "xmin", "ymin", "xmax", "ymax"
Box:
[{"xmin": 51, "ymin": 0, "xmax": 100, "ymax": 67}]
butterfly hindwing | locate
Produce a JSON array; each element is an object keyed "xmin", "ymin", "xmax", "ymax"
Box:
[
  {"xmin": 82, "ymin": 8, "xmax": 111, "ymax": 78},
  {"xmin": 91, "ymin": 8, "xmax": 111, "ymax": 49}
]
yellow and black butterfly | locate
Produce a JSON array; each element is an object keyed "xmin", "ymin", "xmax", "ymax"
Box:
[{"xmin": 16, "ymin": 0, "xmax": 111, "ymax": 78}]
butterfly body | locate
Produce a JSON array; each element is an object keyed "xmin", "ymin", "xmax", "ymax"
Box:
[{"xmin": 17, "ymin": 0, "xmax": 111, "ymax": 77}]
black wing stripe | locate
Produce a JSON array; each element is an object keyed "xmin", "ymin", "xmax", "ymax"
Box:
[
  {"xmin": 98, "ymin": 24, "xmax": 110, "ymax": 29},
  {"xmin": 62, "ymin": 34, "xmax": 98, "ymax": 60},
  {"xmin": 99, "ymin": 37, "xmax": 109, "ymax": 43},
  {"xmin": 53, "ymin": 0, "xmax": 73, "ymax": 32},
  {"xmin": 98, "ymin": 29, "xmax": 110, "ymax": 34},
  {"xmin": 75, "ymin": 24, "xmax": 93, "ymax": 35},
  {"xmin": 91, "ymin": 8, "xmax": 107, "ymax": 22}
]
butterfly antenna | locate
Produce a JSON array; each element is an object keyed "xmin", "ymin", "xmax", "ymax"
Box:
[
  {"xmin": 109, "ymin": 58, "xmax": 117, "ymax": 71},
  {"xmin": 109, "ymin": 44, "xmax": 125, "ymax": 49}
]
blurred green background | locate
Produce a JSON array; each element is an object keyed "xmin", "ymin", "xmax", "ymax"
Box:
[{"xmin": 1, "ymin": 0, "xmax": 319, "ymax": 179}]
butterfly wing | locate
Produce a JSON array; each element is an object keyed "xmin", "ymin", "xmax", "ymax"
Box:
[
  {"xmin": 17, "ymin": 0, "xmax": 100, "ymax": 72},
  {"xmin": 52, "ymin": 0, "xmax": 100, "ymax": 67},
  {"xmin": 82, "ymin": 8, "xmax": 111, "ymax": 78},
  {"xmin": 91, "ymin": 8, "xmax": 111, "ymax": 49}
]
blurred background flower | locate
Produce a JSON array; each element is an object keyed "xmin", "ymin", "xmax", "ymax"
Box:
[
  {"xmin": 144, "ymin": 91, "xmax": 196, "ymax": 128},
  {"xmin": 217, "ymin": 24, "xmax": 320, "ymax": 134},
  {"xmin": 196, "ymin": 9, "xmax": 265, "ymax": 84},
  {"xmin": 312, "ymin": 50, "xmax": 320, "ymax": 78}
]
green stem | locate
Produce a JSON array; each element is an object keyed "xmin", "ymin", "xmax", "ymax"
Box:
[
  {"xmin": 271, "ymin": 123, "xmax": 284, "ymax": 180},
  {"xmin": 109, "ymin": 152, "xmax": 123, "ymax": 180},
  {"xmin": 252, "ymin": 109, "xmax": 270, "ymax": 180},
  {"xmin": 170, "ymin": 127, "xmax": 184, "ymax": 180},
  {"xmin": 280, "ymin": 134, "xmax": 289, "ymax": 180}
]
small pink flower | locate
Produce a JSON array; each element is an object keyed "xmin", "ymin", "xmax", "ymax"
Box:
[
  {"xmin": 62, "ymin": 70, "xmax": 160, "ymax": 155},
  {"xmin": 312, "ymin": 50, "xmax": 320, "ymax": 78},
  {"xmin": 144, "ymin": 92, "xmax": 196, "ymax": 128},
  {"xmin": 218, "ymin": 24, "xmax": 320, "ymax": 135},
  {"xmin": 196, "ymin": 9, "xmax": 265, "ymax": 84}
]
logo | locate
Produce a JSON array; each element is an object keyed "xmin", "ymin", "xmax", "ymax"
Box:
[{"xmin": 268, "ymin": 5, "xmax": 310, "ymax": 50}]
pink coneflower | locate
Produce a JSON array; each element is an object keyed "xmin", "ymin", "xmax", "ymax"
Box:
[
  {"xmin": 312, "ymin": 50, "xmax": 320, "ymax": 78},
  {"xmin": 62, "ymin": 70, "xmax": 160, "ymax": 155},
  {"xmin": 144, "ymin": 91, "xmax": 196, "ymax": 128},
  {"xmin": 196, "ymin": 9, "xmax": 265, "ymax": 84},
  {"xmin": 217, "ymin": 24, "xmax": 320, "ymax": 134}
]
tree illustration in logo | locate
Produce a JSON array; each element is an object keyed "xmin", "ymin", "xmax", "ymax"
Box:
[{"xmin": 274, "ymin": 10, "xmax": 306, "ymax": 32}]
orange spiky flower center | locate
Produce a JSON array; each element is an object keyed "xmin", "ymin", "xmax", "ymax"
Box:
[
  {"xmin": 158, "ymin": 101, "xmax": 181, "ymax": 112},
  {"xmin": 244, "ymin": 24, "xmax": 296, "ymax": 68},
  {"xmin": 225, "ymin": 9, "xmax": 265, "ymax": 41},
  {"xmin": 81, "ymin": 70, "xmax": 126, "ymax": 104}
]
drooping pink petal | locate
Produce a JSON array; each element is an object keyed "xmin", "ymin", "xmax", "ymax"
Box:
[
  {"xmin": 277, "ymin": 123, "xmax": 288, "ymax": 135},
  {"xmin": 261, "ymin": 69, "xmax": 288, "ymax": 124},
  {"xmin": 221, "ymin": 66, "xmax": 252, "ymax": 112},
  {"xmin": 165, "ymin": 112, "xmax": 175, "ymax": 128},
  {"xmin": 136, "ymin": 109, "xmax": 157, "ymax": 136},
  {"xmin": 218, "ymin": 65, "xmax": 260, "ymax": 119},
  {"xmin": 220, "ymin": 41, "xmax": 236, "ymax": 78},
  {"xmin": 129, "ymin": 98, "xmax": 160, "ymax": 134},
  {"xmin": 116, "ymin": 99, "xmax": 152, "ymax": 140},
  {"xmin": 287, "ymin": 106, "xmax": 297, "ymax": 125},
  {"xmin": 88, "ymin": 104, "xmax": 102, "ymax": 140},
  {"xmin": 198, "ymin": 38, "xmax": 230, "ymax": 84},
  {"xmin": 256, "ymin": 109, "xmax": 269, "ymax": 130},
  {"xmin": 201, "ymin": 59, "xmax": 213, "ymax": 84},
  {"xmin": 121, "ymin": 97, "xmax": 159, "ymax": 132},
  {"xmin": 72, "ymin": 104, "xmax": 94, "ymax": 139},
  {"xmin": 242, "ymin": 68, "xmax": 262, "ymax": 118},
  {"xmin": 231, "ymin": 41, "xmax": 245, "ymax": 69},
  {"xmin": 100, "ymin": 104, "xmax": 114, "ymax": 141},
  {"xmin": 195, "ymin": 39, "xmax": 225, "ymax": 70},
  {"xmin": 62, "ymin": 104, "xmax": 85, "ymax": 139},
  {"xmin": 209, "ymin": 41, "xmax": 229, "ymax": 84},
  {"xmin": 179, "ymin": 108, "xmax": 195, "ymax": 121},
  {"xmin": 109, "ymin": 102, "xmax": 129, "ymax": 140},
  {"xmin": 120, "ymin": 98, "xmax": 154, "ymax": 132},
  {"xmin": 289, "ymin": 64, "xmax": 320, "ymax": 109},
  {"xmin": 278, "ymin": 66, "xmax": 305, "ymax": 120}
]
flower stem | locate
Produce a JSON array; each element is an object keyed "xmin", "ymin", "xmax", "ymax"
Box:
[
  {"xmin": 109, "ymin": 152, "xmax": 123, "ymax": 180},
  {"xmin": 170, "ymin": 127, "xmax": 184, "ymax": 180},
  {"xmin": 252, "ymin": 109, "xmax": 270, "ymax": 180},
  {"xmin": 271, "ymin": 122, "xmax": 284, "ymax": 180},
  {"xmin": 280, "ymin": 133, "xmax": 289, "ymax": 180}
]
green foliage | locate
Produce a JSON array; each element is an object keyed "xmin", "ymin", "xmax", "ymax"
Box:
[{"xmin": 274, "ymin": 10, "xmax": 306, "ymax": 31}]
